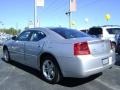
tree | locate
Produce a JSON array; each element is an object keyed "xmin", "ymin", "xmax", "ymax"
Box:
[{"xmin": 0, "ymin": 28, "xmax": 21, "ymax": 35}]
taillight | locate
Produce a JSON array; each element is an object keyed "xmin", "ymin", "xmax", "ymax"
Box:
[{"xmin": 74, "ymin": 42, "xmax": 90, "ymax": 55}]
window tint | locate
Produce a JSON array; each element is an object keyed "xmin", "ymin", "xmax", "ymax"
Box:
[
  {"xmin": 88, "ymin": 27, "xmax": 102, "ymax": 35},
  {"xmin": 50, "ymin": 28, "xmax": 89, "ymax": 39},
  {"xmin": 107, "ymin": 28, "xmax": 120, "ymax": 34},
  {"xmin": 17, "ymin": 31, "xmax": 31, "ymax": 41},
  {"xmin": 30, "ymin": 31, "xmax": 46, "ymax": 41}
]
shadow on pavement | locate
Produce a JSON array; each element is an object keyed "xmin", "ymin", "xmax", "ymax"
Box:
[
  {"xmin": 58, "ymin": 73, "xmax": 102, "ymax": 87},
  {"xmin": 115, "ymin": 54, "xmax": 120, "ymax": 66},
  {"xmin": 1, "ymin": 58, "xmax": 44, "ymax": 80},
  {"xmin": 1, "ymin": 58, "xmax": 102, "ymax": 87}
]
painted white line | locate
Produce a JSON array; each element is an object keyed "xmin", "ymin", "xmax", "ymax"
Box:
[
  {"xmin": 0, "ymin": 76, "xmax": 9, "ymax": 85},
  {"xmin": 114, "ymin": 67, "xmax": 120, "ymax": 70},
  {"xmin": 96, "ymin": 79, "xmax": 120, "ymax": 90}
]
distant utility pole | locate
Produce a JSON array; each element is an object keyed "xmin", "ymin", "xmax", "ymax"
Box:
[
  {"xmin": 34, "ymin": 0, "xmax": 44, "ymax": 28},
  {"xmin": 65, "ymin": 11, "xmax": 71, "ymax": 28},
  {"xmin": 34, "ymin": 0, "xmax": 37, "ymax": 28},
  {"xmin": 66, "ymin": 0, "xmax": 76, "ymax": 28},
  {"xmin": 65, "ymin": 0, "xmax": 71, "ymax": 28}
]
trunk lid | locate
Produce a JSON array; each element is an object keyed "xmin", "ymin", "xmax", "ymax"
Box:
[{"xmin": 88, "ymin": 40, "xmax": 111, "ymax": 55}]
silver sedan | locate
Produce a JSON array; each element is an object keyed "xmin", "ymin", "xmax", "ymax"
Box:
[{"xmin": 3, "ymin": 27, "xmax": 115, "ymax": 84}]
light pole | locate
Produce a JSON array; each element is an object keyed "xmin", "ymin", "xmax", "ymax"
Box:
[
  {"xmin": 34, "ymin": 0, "xmax": 37, "ymax": 28},
  {"xmin": 65, "ymin": 11, "xmax": 71, "ymax": 28}
]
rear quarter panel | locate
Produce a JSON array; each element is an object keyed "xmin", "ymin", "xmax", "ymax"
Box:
[{"xmin": 41, "ymin": 38, "xmax": 115, "ymax": 77}]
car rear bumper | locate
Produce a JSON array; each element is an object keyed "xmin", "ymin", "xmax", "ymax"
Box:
[
  {"xmin": 58, "ymin": 50, "xmax": 115, "ymax": 78},
  {"xmin": 75, "ymin": 62, "xmax": 114, "ymax": 78}
]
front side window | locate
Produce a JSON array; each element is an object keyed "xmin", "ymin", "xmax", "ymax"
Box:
[
  {"xmin": 17, "ymin": 31, "xmax": 31, "ymax": 41},
  {"xmin": 30, "ymin": 31, "xmax": 46, "ymax": 41}
]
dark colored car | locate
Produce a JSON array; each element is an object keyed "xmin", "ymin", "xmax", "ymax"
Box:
[{"xmin": 115, "ymin": 33, "xmax": 120, "ymax": 54}]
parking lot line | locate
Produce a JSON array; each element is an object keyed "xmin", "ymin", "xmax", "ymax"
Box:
[
  {"xmin": 0, "ymin": 76, "xmax": 9, "ymax": 85},
  {"xmin": 114, "ymin": 67, "xmax": 120, "ymax": 70},
  {"xmin": 95, "ymin": 79, "xmax": 120, "ymax": 90}
]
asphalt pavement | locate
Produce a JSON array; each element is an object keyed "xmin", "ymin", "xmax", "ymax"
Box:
[{"xmin": 0, "ymin": 47, "xmax": 120, "ymax": 90}]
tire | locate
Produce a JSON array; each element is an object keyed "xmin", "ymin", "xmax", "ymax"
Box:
[
  {"xmin": 41, "ymin": 56, "xmax": 61, "ymax": 84},
  {"xmin": 3, "ymin": 48, "xmax": 10, "ymax": 62}
]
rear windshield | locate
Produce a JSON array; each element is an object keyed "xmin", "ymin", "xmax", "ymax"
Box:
[
  {"xmin": 50, "ymin": 28, "xmax": 89, "ymax": 39},
  {"xmin": 107, "ymin": 28, "xmax": 120, "ymax": 34}
]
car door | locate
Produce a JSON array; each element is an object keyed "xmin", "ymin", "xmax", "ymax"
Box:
[
  {"xmin": 10, "ymin": 31, "xmax": 32, "ymax": 64},
  {"xmin": 24, "ymin": 30, "xmax": 46, "ymax": 69}
]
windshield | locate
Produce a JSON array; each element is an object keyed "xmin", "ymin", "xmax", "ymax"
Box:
[
  {"xmin": 107, "ymin": 28, "xmax": 120, "ymax": 34},
  {"xmin": 50, "ymin": 28, "xmax": 89, "ymax": 39}
]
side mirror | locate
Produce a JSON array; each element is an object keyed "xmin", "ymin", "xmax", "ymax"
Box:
[{"xmin": 12, "ymin": 36, "xmax": 17, "ymax": 40}]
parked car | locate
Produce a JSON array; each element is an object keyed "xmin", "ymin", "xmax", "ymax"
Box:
[
  {"xmin": 88, "ymin": 25, "xmax": 120, "ymax": 50},
  {"xmin": 3, "ymin": 27, "xmax": 115, "ymax": 84},
  {"xmin": 115, "ymin": 33, "xmax": 120, "ymax": 54},
  {"xmin": 0, "ymin": 34, "xmax": 12, "ymax": 46}
]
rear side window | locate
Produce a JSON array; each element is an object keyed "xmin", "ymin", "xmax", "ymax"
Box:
[
  {"xmin": 107, "ymin": 28, "xmax": 120, "ymax": 34},
  {"xmin": 50, "ymin": 28, "xmax": 89, "ymax": 39},
  {"xmin": 30, "ymin": 31, "xmax": 46, "ymax": 41},
  {"xmin": 88, "ymin": 27, "xmax": 103, "ymax": 35}
]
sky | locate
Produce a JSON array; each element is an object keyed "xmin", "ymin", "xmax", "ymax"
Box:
[{"xmin": 0, "ymin": 0, "xmax": 120, "ymax": 30}]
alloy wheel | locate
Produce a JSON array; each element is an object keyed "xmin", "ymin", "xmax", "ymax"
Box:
[{"xmin": 42, "ymin": 60, "xmax": 55, "ymax": 81}]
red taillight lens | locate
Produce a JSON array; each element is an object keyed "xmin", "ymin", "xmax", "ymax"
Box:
[{"xmin": 74, "ymin": 42, "xmax": 90, "ymax": 55}]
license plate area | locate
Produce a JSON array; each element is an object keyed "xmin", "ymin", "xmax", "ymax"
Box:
[{"xmin": 102, "ymin": 57, "xmax": 109, "ymax": 65}]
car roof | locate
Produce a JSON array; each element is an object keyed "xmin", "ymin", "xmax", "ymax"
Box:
[
  {"xmin": 25, "ymin": 27, "xmax": 70, "ymax": 40},
  {"xmin": 26, "ymin": 27, "xmax": 71, "ymax": 31},
  {"xmin": 101, "ymin": 25, "xmax": 120, "ymax": 27},
  {"xmin": 26, "ymin": 27, "xmax": 47, "ymax": 31},
  {"xmin": 89, "ymin": 25, "xmax": 120, "ymax": 30}
]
